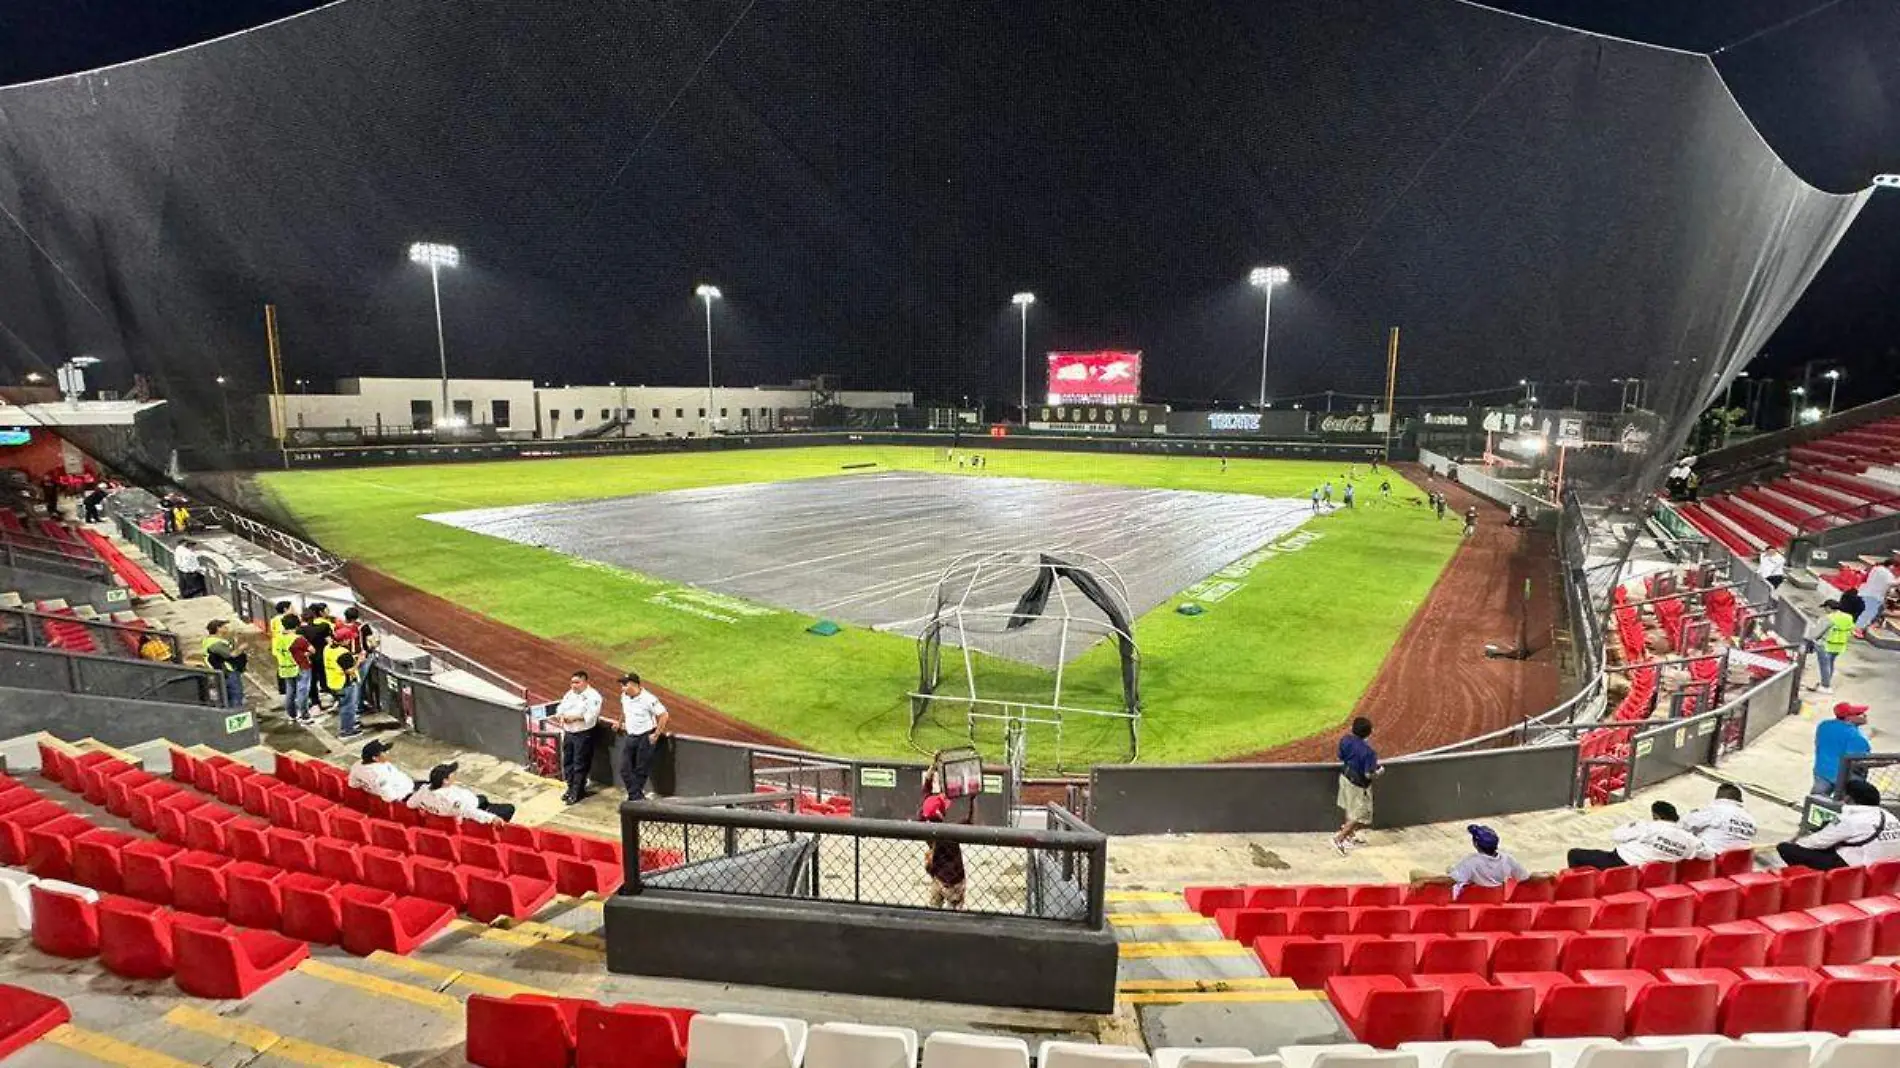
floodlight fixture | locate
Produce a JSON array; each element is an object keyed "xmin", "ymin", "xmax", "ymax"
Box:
[
  {"xmin": 1875, "ymin": 175, "xmax": 1900, "ymax": 189},
  {"xmin": 24, "ymin": 371, "xmax": 44, "ymax": 383},
  {"xmin": 1249, "ymin": 266, "xmax": 1290, "ymax": 407},
  {"xmin": 1800, "ymin": 406, "xmax": 1824, "ymax": 424},
  {"xmin": 697, "ymin": 285, "xmax": 721, "ymax": 434},
  {"xmin": 215, "ymin": 376, "xmax": 228, "ymax": 385},
  {"xmin": 407, "ymin": 242, "xmax": 459, "ymax": 268},
  {"xmin": 1011, "ymin": 291, "xmax": 1035, "ymax": 306}
]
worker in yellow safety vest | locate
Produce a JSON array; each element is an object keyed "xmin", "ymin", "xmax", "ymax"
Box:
[
  {"xmin": 272, "ymin": 612, "xmax": 312, "ymax": 724},
  {"xmin": 323, "ymin": 641, "xmax": 364, "ymax": 739}
]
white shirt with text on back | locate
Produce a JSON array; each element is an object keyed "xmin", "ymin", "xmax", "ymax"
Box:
[
  {"xmin": 1610, "ymin": 819, "xmax": 1713, "ymax": 865},
  {"xmin": 347, "ymin": 761, "xmax": 415, "ymax": 803},
  {"xmin": 552, "ymin": 687, "xmax": 602, "ymax": 734},
  {"xmin": 1794, "ymin": 804, "xmax": 1900, "ymax": 867},
  {"xmin": 407, "ymin": 784, "xmax": 499, "ymax": 824},
  {"xmin": 621, "ymin": 690, "xmax": 666, "ymax": 735},
  {"xmin": 1679, "ymin": 798, "xmax": 1758, "ymax": 853}
]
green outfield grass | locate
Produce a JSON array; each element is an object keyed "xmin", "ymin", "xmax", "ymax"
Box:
[{"xmin": 256, "ymin": 447, "xmax": 1460, "ymax": 766}]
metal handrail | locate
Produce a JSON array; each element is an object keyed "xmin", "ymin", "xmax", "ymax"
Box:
[
  {"xmin": 1790, "ymin": 490, "xmax": 1900, "ymax": 538},
  {"xmin": 0, "ymin": 525, "xmax": 100, "ymax": 561}
]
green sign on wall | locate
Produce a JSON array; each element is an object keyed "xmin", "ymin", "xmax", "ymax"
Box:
[{"xmin": 224, "ymin": 712, "xmax": 254, "ymax": 734}]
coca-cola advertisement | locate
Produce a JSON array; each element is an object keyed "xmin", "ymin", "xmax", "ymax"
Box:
[{"xmin": 1046, "ymin": 350, "xmax": 1142, "ymax": 404}]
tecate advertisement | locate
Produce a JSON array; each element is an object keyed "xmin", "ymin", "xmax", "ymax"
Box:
[{"xmin": 1046, "ymin": 351, "xmax": 1142, "ymax": 404}]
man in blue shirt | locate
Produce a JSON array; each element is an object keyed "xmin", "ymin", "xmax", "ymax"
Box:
[
  {"xmin": 1813, "ymin": 702, "xmax": 1872, "ymax": 798},
  {"xmin": 1333, "ymin": 716, "xmax": 1382, "ymax": 855}
]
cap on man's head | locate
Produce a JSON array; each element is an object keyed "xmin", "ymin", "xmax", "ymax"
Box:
[
  {"xmin": 618, "ymin": 673, "xmax": 641, "ymax": 686},
  {"xmin": 1467, "ymin": 824, "xmax": 1500, "ymax": 854},
  {"xmin": 1836, "ymin": 702, "xmax": 1870, "ymax": 721},
  {"xmin": 920, "ymin": 794, "xmax": 949, "ymax": 821},
  {"xmin": 428, "ymin": 762, "xmax": 459, "ymax": 789},
  {"xmin": 361, "ymin": 740, "xmax": 393, "ymax": 763},
  {"xmin": 1844, "ymin": 778, "xmax": 1883, "ymax": 806}
]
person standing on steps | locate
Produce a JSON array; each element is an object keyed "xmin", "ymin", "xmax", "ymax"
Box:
[
  {"xmin": 1853, "ymin": 556, "xmax": 1896, "ymax": 637},
  {"xmin": 1331, "ymin": 717, "xmax": 1382, "ymax": 855},
  {"xmin": 202, "ymin": 619, "xmax": 247, "ymax": 710},
  {"xmin": 550, "ymin": 670, "xmax": 603, "ymax": 805},
  {"xmin": 1757, "ymin": 547, "xmax": 1786, "ymax": 590},
  {"xmin": 1812, "ymin": 702, "xmax": 1873, "ymax": 799},
  {"xmin": 1805, "ymin": 598, "xmax": 1855, "ymax": 695},
  {"xmin": 616, "ymin": 673, "xmax": 670, "ymax": 801}
]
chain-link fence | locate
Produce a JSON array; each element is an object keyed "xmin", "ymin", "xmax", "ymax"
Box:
[
  {"xmin": 1836, "ymin": 753, "xmax": 1900, "ymax": 805},
  {"xmin": 623, "ymin": 798, "xmax": 1105, "ymax": 928}
]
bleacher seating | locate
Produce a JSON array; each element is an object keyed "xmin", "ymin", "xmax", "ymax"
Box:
[{"xmin": 1680, "ymin": 417, "xmax": 1900, "ymax": 556}]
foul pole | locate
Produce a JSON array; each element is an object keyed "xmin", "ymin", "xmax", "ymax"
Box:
[{"xmin": 1382, "ymin": 326, "xmax": 1400, "ymax": 460}]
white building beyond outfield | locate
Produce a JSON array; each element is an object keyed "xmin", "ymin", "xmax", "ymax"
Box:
[{"xmin": 262, "ymin": 376, "xmax": 913, "ymax": 440}]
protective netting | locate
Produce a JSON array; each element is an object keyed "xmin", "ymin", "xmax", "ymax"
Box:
[{"xmin": 0, "ymin": 0, "xmax": 1872, "ymax": 518}]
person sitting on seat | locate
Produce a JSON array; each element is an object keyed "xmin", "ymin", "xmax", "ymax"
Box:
[
  {"xmin": 1775, "ymin": 778, "xmax": 1900, "ymax": 870},
  {"xmin": 1410, "ymin": 823, "xmax": 1532, "ymax": 899},
  {"xmin": 1679, "ymin": 783, "xmax": 1758, "ymax": 855},
  {"xmin": 1566, "ymin": 800, "xmax": 1712, "ymax": 870},
  {"xmin": 346, "ymin": 740, "xmax": 419, "ymax": 803},
  {"xmin": 406, "ymin": 762, "xmax": 515, "ymax": 824}
]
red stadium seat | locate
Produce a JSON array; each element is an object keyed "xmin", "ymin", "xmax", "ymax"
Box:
[
  {"xmin": 97, "ymin": 895, "xmax": 175, "ymax": 980},
  {"xmin": 1700, "ymin": 924, "xmax": 1771, "ymax": 970},
  {"xmin": 415, "ymin": 828, "xmax": 463, "ymax": 865},
  {"xmin": 1823, "ymin": 867, "xmax": 1867, "ymax": 905},
  {"xmin": 466, "ymin": 994, "xmax": 582, "ymax": 1068},
  {"xmin": 30, "ymin": 883, "xmax": 100, "ymax": 958},
  {"xmin": 574, "ymin": 1003, "xmax": 692, "ymax": 1068},
  {"xmin": 122, "ymin": 839, "xmax": 188, "ymax": 905},
  {"xmin": 497, "ymin": 824, "xmax": 543, "ymax": 851},
  {"xmin": 1326, "ymin": 975, "xmax": 1444, "ymax": 1048},
  {"xmin": 1745, "ymin": 966, "xmax": 1894, "ymax": 1034},
  {"xmin": 1628, "ymin": 930, "xmax": 1701, "ymax": 972},
  {"xmin": 1559, "ymin": 932, "xmax": 1629, "ymax": 976},
  {"xmin": 1403, "ymin": 905, "xmax": 1472, "ymax": 935},
  {"xmin": 1533, "ymin": 901, "xmax": 1596, "ymax": 933},
  {"xmin": 1348, "ymin": 885, "xmax": 1404, "ymax": 908},
  {"xmin": 1398, "ymin": 935, "xmax": 1489, "ymax": 976},
  {"xmin": 538, "ymin": 830, "xmax": 582, "ymax": 859},
  {"xmin": 1688, "ymin": 879, "xmax": 1742, "ymax": 926},
  {"xmin": 1595, "ymin": 896, "xmax": 1651, "ymax": 930},
  {"xmin": 1716, "ymin": 849, "xmax": 1754, "ymax": 877},
  {"xmin": 1849, "ymin": 896, "xmax": 1900, "ymax": 956},
  {"xmin": 280, "ymin": 874, "xmax": 351, "ymax": 944},
  {"xmin": 1808, "ymin": 905, "xmax": 1877, "ymax": 965},
  {"xmin": 1288, "ymin": 907, "xmax": 1351, "ymax": 937},
  {"xmin": 1779, "ymin": 869, "xmax": 1825, "ymax": 911},
  {"xmin": 1508, "ymin": 877, "xmax": 1557, "ymax": 905},
  {"xmin": 504, "ymin": 846, "xmax": 556, "ymax": 882},
  {"xmin": 1244, "ymin": 886, "xmax": 1299, "ymax": 910},
  {"xmin": 368, "ymin": 820, "xmax": 414, "ymax": 853},
  {"xmin": 0, "ymin": 984, "xmax": 70, "ymax": 1061},
  {"xmin": 1338, "ymin": 935, "xmax": 1417, "ymax": 978},
  {"xmin": 1552, "ymin": 869, "xmax": 1599, "ymax": 901},
  {"xmin": 1253, "ymin": 936, "xmax": 1345, "ymax": 990},
  {"xmin": 0, "ymin": 801, "xmax": 66, "ymax": 865},
  {"xmin": 1758, "ymin": 913, "xmax": 1827, "ymax": 969},
  {"xmin": 362, "ymin": 847, "xmax": 416, "ymax": 896},
  {"xmin": 1404, "ymin": 883, "xmax": 1455, "ymax": 906},
  {"xmin": 466, "ymin": 871, "xmax": 556, "ymax": 924},
  {"xmin": 1642, "ymin": 886, "xmax": 1697, "ymax": 929},
  {"xmin": 328, "ymin": 808, "xmax": 373, "ymax": 846},
  {"xmin": 1472, "ymin": 905, "xmax": 1535, "ymax": 933},
  {"xmin": 315, "ymin": 838, "xmax": 365, "ymax": 884},
  {"xmin": 340, "ymin": 894, "xmax": 456, "ymax": 957},
  {"xmin": 1866, "ymin": 861, "xmax": 1900, "ymax": 897},
  {"xmin": 1637, "ymin": 862, "xmax": 1679, "ymax": 889},
  {"xmin": 1457, "ymin": 884, "xmax": 1507, "ymax": 905},
  {"xmin": 1350, "ymin": 907, "xmax": 1412, "ymax": 936},
  {"xmin": 1659, "ymin": 968, "xmax": 1805, "ymax": 1038},
  {"xmin": 227, "ymin": 863, "xmax": 290, "ymax": 931},
  {"xmin": 172, "ymin": 915, "xmax": 308, "ymax": 999},
  {"xmin": 1597, "ymin": 867, "xmax": 1642, "ymax": 896},
  {"xmin": 1732, "ymin": 874, "xmax": 1784, "ymax": 920},
  {"xmin": 1494, "ymin": 971, "xmax": 1627, "ymax": 1039},
  {"xmin": 1579, "ymin": 969, "xmax": 1719, "ymax": 1036},
  {"xmin": 555, "ymin": 855, "xmax": 623, "ymax": 898},
  {"xmin": 1408, "ymin": 973, "xmax": 1535, "ymax": 1046},
  {"xmin": 70, "ymin": 829, "xmax": 135, "ymax": 895},
  {"xmin": 460, "ymin": 840, "xmax": 505, "ymax": 872},
  {"xmin": 1484, "ymin": 933, "xmax": 1563, "ymax": 977},
  {"xmin": 1299, "ymin": 886, "xmax": 1350, "ymax": 908},
  {"xmin": 574, "ymin": 837, "xmax": 620, "ymax": 867},
  {"xmin": 266, "ymin": 826, "xmax": 318, "ymax": 874},
  {"xmin": 1675, "ymin": 857, "xmax": 1717, "ymax": 883},
  {"xmin": 227, "ymin": 820, "xmax": 272, "ymax": 865},
  {"xmin": 172, "ymin": 851, "xmax": 236, "ymax": 917},
  {"xmin": 22, "ymin": 815, "xmax": 96, "ymax": 882},
  {"xmin": 412, "ymin": 859, "xmax": 478, "ymax": 910}
]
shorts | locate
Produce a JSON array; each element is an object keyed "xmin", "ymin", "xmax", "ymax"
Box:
[
  {"xmin": 930, "ymin": 877, "xmax": 966, "ymax": 909},
  {"xmin": 1337, "ymin": 776, "xmax": 1374, "ymax": 825}
]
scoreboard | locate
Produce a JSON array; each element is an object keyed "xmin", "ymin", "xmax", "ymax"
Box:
[{"xmin": 1047, "ymin": 351, "xmax": 1142, "ymax": 404}]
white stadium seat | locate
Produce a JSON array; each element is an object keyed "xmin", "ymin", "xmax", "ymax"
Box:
[
  {"xmin": 1738, "ymin": 1034, "xmax": 1839, "ymax": 1060},
  {"xmin": 0, "ymin": 877, "xmax": 31, "ymax": 939},
  {"xmin": 1633, "ymin": 1036, "xmax": 1806, "ymax": 1068},
  {"xmin": 1400, "ymin": 1042, "xmax": 1553, "ymax": 1068},
  {"xmin": 686, "ymin": 1013, "xmax": 805, "ymax": 1068},
  {"xmin": 1153, "ymin": 1049, "xmax": 1281, "ymax": 1068},
  {"xmin": 33, "ymin": 879, "xmax": 98, "ymax": 903},
  {"xmin": 1037, "ymin": 1040, "xmax": 1152, "ymax": 1068},
  {"xmin": 920, "ymin": 1032, "xmax": 1031, "ymax": 1068},
  {"xmin": 1814, "ymin": 1038, "xmax": 1900, "ymax": 1068},
  {"xmin": 804, "ymin": 1022, "xmax": 919, "ymax": 1068},
  {"xmin": 1276, "ymin": 1048, "xmax": 1414, "ymax": 1068},
  {"xmin": 1522, "ymin": 1040, "xmax": 1621, "ymax": 1068}
]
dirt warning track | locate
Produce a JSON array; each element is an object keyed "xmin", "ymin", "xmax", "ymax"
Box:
[{"xmin": 1239, "ymin": 465, "xmax": 1563, "ymax": 763}]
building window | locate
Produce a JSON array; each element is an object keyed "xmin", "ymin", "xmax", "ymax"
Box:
[
  {"xmin": 573, "ymin": 408, "xmax": 584, "ymax": 422},
  {"xmin": 652, "ymin": 408, "xmax": 661, "ymax": 419},
  {"xmin": 698, "ymin": 408, "xmax": 706, "ymax": 418},
  {"xmin": 719, "ymin": 408, "xmax": 728, "ymax": 418},
  {"xmin": 741, "ymin": 408, "xmax": 751, "ymax": 417},
  {"xmin": 601, "ymin": 409, "xmax": 611, "ymax": 421},
  {"xmin": 674, "ymin": 408, "xmax": 684, "ymax": 419},
  {"xmin": 452, "ymin": 399, "xmax": 473, "ymax": 424},
  {"xmin": 410, "ymin": 400, "xmax": 433, "ymax": 430},
  {"xmin": 491, "ymin": 399, "xmax": 511, "ymax": 428}
]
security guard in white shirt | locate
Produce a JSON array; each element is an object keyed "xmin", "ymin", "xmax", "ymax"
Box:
[
  {"xmin": 346, "ymin": 739, "xmax": 419, "ymax": 802},
  {"xmin": 1680, "ymin": 784, "xmax": 1759, "ymax": 854},
  {"xmin": 1566, "ymin": 801, "xmax": 1713, "ymax": 869},
  {"xmin": 549, "ymin": 670, "xmax": 603, "ymax": 805},
  {"xmin": 616, "ymin": 673, "xmax": 670, "ymax": 801},
  {"xmin": 1778, "ymin": 779, "xmax": 1900, "ymax": 870}
]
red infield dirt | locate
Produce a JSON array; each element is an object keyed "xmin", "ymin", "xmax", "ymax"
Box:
[
  {"xmin": 350, "ymin": 460, "xmax": 1559, "ymax": 763},
  {"xmin": 348, "ymin": 563, "xmax": 794, "ymax": 748},
  {"xmin": 1238, "ymin": 464, "xmax": 1563, "ymax": 762}
]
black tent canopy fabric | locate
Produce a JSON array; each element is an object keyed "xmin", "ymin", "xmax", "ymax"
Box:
[{"xmin": 0, "ymin": 0, "xmax": 1870, "ymax": 504}]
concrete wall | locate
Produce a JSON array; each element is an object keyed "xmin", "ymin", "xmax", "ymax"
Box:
[
  {"xmin": 1, "ymin": 645, "xmax": 219, "ymax": 707},
  {"xmin": 1089, "ymin": 744, "xmax": 1581, "ymax": 834},
  {"xmin": 535, "ymin": 385, "xmax": 914, "ymax": 439},
  {"xmin": 0, "ymin": 684, "xmax": 258, "ymax": 752},
  {"xmin": 271, "ymin": 377, "xmax": 539, "ymax": 434},
  {"xmin": 604, "ymin": 889, "xmax": 1118, "ymax": 1013}
]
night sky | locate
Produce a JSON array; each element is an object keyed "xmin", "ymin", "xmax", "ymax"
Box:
[{"xmin": 0, "ymin": 0, "xmax": 1893, "ymax": 412}]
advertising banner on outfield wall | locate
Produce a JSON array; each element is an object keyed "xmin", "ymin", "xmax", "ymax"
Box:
[
  {"xmin": 1313, "ymin": 412, "xmax": 1389, "ymax": 437},
  {"xmin": 1028, "ymin": 403, "xmax": 1167, "ymax": 435},
  {"xmin": 1168, "ymin": 410, "xmax": 1312, "ymax": 437}
]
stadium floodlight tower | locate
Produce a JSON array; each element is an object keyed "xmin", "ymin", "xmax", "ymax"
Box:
[
  {"xmin": 1012, "ymin": 292, "xmax": 1035, "ymax": 418},
  {"xmin": 1825, "ymin": 369, "xmax": 1842, "ymax": 416},
  {"xmin": 406, "ymin": 242, "xmax": 460, "ymax": 428},
  {"xmin": 1248, "ymin": 266, "xmax": 1290, "ymax": 408},
  {"xmin": 696, "ymin": 284, "xmax": 721, "ymax": 436},
  {"xmin": 909, "ymin": 549, "xmax": 1142, "ymax": 778}
]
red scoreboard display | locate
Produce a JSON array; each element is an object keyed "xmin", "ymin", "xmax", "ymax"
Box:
[{"xmin": 1046, "ymin": 350, "xmax": 1142, "ymax": 404}]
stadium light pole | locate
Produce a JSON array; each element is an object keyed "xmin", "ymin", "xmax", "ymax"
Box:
[
  {"xmin": 1012, "ymin": 292, "xmax": 1035, "ymax": 419},
  {"xmin": 1248, "ymin": 266, "xmax": 1290, "ymax": 408},
  {"xmin": 1824, "ymin": 369, "xmax": 1842, "ymax": 416},
  {"xmin": 1789, "ymin": 384, "xmax": 1806, "ymax": 428},
  {"xmin": 407, "ymin": 242, "xmax": 460, "ymax": 428},
  {"xmin": 696, "ymin": 285, "xmax": 721, "ymax": 436}
]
